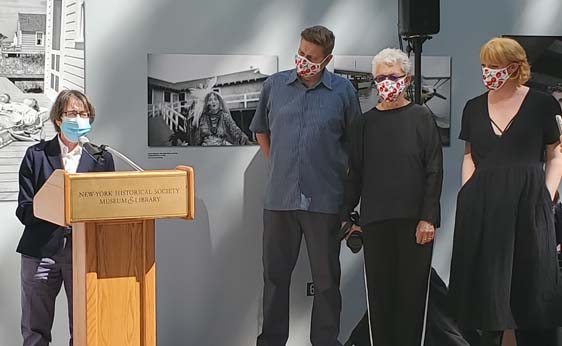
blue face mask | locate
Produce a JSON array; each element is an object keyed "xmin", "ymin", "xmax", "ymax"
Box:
[{"xmin": 60, "ymin": 116, "xmax": 91, "ymax": 142}]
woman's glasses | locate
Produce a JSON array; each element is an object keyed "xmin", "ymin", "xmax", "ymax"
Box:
[
  {"xmin": 62, "ymin": 110, "xmax": 89, "ymax": 118},
  {"xmin": 373, "ymin": 74, "xmax": 406, "ymax": 83}
]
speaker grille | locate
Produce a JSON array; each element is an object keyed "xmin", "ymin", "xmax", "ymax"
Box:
[{"xmin": 398, "ymin": 0, "xmax": 440, "ymax": 36}]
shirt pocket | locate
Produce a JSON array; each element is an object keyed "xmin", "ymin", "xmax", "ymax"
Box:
[{"xmin": 316, "ymin": 97, "xmax": 344, "ymax": 132}]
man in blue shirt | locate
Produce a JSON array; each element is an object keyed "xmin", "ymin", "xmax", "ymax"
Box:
[{"xmin": 250, "ymin": 25, "xmax": 361, "ymax": 346}]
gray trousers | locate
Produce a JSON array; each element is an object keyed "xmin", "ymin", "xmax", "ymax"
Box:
[
  {"xmin": 21, "ymin": 237, "xmax": 73, "ymax": 346},
  {"xmin": 257, "ymin": 210, "xmax": 342, "ymax": 346}
]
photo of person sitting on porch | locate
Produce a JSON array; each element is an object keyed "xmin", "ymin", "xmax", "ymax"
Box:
[
  {"xmin": 147, "ymin": 54, "xmax": 277, "ymax": 147},
  {"xmin": 187, "ymin": 91, "xmax": 252, "ymax": 146}
]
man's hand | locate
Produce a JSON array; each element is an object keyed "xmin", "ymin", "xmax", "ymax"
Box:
[
  {"xmin": 415, "ymin": 220, "xmax": 435, "ymax": 245},
  {"xmin": 256, "ymin": 133, "xmax": 271, "ymax": 159}
]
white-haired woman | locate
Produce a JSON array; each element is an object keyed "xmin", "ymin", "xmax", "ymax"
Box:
[{"xmin": 341, "ymin": 48, "xmax": 443, "ymax": 346}]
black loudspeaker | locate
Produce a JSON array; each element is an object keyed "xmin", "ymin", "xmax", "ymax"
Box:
[{"xmin": 398, "ymin": 0, "xmax": 440, "ymax": 36}]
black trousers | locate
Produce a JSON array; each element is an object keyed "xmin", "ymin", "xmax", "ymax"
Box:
[
  {"xmin": 362, "ymin": 219, "xmax": 433, "ymax": 346},
  {"xmin": 257, "ymin": 210, "xmax": 342, "ymax": 346},
  {"xmin": 480, "ymin": 329, "xmax": 560, "ymax": 346}
]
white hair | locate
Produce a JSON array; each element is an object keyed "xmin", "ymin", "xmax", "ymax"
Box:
[{"xmin": 372, "ymin": 48, "xmax": 412, "ymax": 75}]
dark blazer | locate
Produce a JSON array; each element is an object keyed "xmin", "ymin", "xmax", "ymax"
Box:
[
  {"xmin": 16, "ymin": 136, "xmax": 115, "ymax": 258},
  {"xmin": 555, "ymin": 202, "xmax": 562, "ymax": 246}
]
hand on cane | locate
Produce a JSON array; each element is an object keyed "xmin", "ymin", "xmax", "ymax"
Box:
[{"xmin": 341, "ymin": 222, "xmax": 362, "ymax": 240}]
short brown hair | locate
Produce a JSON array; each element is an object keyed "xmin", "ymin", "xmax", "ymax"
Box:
[
  {"xmin": 480, "ymin": 37, "xmax": 531, "ymax": 87},
  {"xmin": 50, "ymin": 90, "xmax": 95, "ymax": 132},
  {"xmin": 301, "ymin": 25, "xmax": 335, "ymax": 56}
]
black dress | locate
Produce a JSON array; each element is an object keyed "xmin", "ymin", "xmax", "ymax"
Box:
[{"xmin": 449, "ymin": 89, "xmax": 562, "ymax": 330}]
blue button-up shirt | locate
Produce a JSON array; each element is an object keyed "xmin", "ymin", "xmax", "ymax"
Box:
[{"xmin": 250, "ymin": 69, "xmax": 361, "ymax": 214}]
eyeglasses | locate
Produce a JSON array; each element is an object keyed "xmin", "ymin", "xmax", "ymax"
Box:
[
  {"xmin": 373, "ymin": 74, "xmax": 406, "ymax": 83},
  {"xmin": 62, "ymin": 110, "xmax": 90, "ymax": 118}
]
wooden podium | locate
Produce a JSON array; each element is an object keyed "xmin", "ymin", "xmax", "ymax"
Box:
[{"xmin": 33, "ymin": 166, "xmax": 194, "ymax": 346}]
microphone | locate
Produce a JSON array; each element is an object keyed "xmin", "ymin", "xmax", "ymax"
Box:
[
  {"xmin": 79, "ymin": 136, "xmax": 105, "ymax": 163},
  {"xmin": 79, "ymin": 137, "xmax": 144, "ymax": 172}
]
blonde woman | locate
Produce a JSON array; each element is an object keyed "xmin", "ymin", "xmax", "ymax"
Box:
[{"xmin": 449, "ymin": 37, "xmax": 562, "ymax": 346}]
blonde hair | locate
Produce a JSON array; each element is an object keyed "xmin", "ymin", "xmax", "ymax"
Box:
[{"xmin": 480, "ymin": 37, "xmax": 531, "ymax": 86}]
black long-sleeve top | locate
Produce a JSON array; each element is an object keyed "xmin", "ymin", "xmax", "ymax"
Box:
[{"xmin": 340, "ymin": 103, "xmax": 443, "ymax": 227}]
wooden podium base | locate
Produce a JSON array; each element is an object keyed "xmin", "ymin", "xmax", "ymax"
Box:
[
  {"xmin": 31, "ymin": 166, "xmax": 194, "ymax": 346},
  {"xmin": 72, "ymin": 220, "xmax": 156, "ymax": 346}
]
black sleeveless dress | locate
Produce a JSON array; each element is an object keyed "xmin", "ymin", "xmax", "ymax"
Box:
[{"xmin": 449, "ymin": 89, "xmax": 562, "ymax": 330}]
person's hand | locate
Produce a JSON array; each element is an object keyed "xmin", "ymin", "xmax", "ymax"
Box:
[
  {"xmin": 416, "ymin": 220, "xmax": 435, "ymax": 245},
  {"xmin": 559, "ymin": 135, "xmax": 562, "ymax": 153},
  {"xmin": 340, "ymin": 222, "xmax": 362, "ymax": 240},
  {"xmin": 345, "ymin": 224, "xmax": 362, "ymax": 240}
]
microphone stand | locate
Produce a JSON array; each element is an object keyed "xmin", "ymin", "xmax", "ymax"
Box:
[{"xmin": 99, "ymin": 145, "xmax": 144, "ymax": 172}]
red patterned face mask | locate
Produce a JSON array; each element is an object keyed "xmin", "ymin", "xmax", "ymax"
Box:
[
  {"xmin": 295, "ymin": 54, "xmax": 329, "ymax": 79},
  {"xmin": 482, "ymin": 66, "xmax": 513, "ymax": 90},
  {"xmin": 375, "ymin": 77, "xmax": 407, "ymax": 103}
]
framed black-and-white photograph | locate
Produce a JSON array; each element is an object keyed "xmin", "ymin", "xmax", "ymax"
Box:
[
  {"xmin": 505, "ymin": 36, "xmax": 562, "ymax": 109},
  {"xmin": 0, "ymin": 0, "xmax": 85, "ymax": 200},
  {"xmin": 147, "ymin": 54, "xmax": 278, "ymax": 147},
  {"xmin": 332, "ymin": 55, "xmax": 452, "ymax": 146}
]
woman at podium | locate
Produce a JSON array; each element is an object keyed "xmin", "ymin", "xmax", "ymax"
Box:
[{"xmin": 15, "ymin": 90, "xmax": 114, "ymax": 346}]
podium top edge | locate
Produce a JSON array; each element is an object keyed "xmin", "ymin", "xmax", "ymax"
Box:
[{"xmin": 65, "ymin": 168, "xmax": 193, "ymax": 180}]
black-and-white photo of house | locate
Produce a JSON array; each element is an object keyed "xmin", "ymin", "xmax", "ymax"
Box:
[
  {"xmin": 332, "ymin": 55, "xmax": 452, "ymax": 146},
  {"xmin": 147, "ymin": 54, "xmax": 278, "ymax": 147},
  {"xmin": 506, "ymin": 36, "xmax": 562, "ymax": 110},
  {"xmin": 0, "ymin": 0, "xmax": 85, "ymax": 200}
]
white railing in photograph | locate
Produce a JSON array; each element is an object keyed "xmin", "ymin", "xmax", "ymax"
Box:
[
  {"xmin": 162, "ymin": 103, "xmax": 187, "ymax": 133},
  {"xmin": 148, "ymin": 101, "xmax": 191, "ymax": 133},
  {"xmin": 148, "ymin": 104, "xmax": 156, "ymax": 118},
  {"xmin": 149, "ymin": 100, "xmax": 191, "ymax": 118},
  {"xmin": 222, "ymin": 92, "xmax": 260, "ymax": 109}
]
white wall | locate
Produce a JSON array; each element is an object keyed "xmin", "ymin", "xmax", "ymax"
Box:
[
  {"xmin": 20, "ymin": 32, "xmax": 44, "ymax": 53},
  {"xmin": 45, "ymin": 0, "xmax": 86, "ymax": 100},
  {"xmin": 1, "ymin": 0, "xmax": 561, "ymax": 345},
  {"xmin": 61, "ymin": 0, "xmax": 85, "ymax": 92}
]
